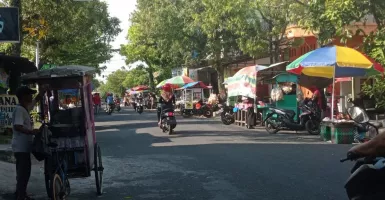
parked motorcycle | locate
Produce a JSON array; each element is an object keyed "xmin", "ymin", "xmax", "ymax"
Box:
[
  {"xmin": 181, "ymin": 100, "xmax": 212, "ymax": 118},
  {"xmin": 216, "ymin": 104, "xmax": 235, "ymax": 125},
  {"xmin": 159, "ymin": 104, "xmax": 177, "ymax": 135},
  {"xmin": 347, "ymin": 98, "xmax": 380, "ymax": 143},
  {"xmin": 263, "ymin": 98, "xmax": 321, "ymax": 134},
  {"xmin": 340, "ymin": 105, "xmax": 384, "ymax": 199}
]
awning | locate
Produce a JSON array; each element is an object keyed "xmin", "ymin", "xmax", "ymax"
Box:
[{"xmin": 0, "ymin": 55, "xmax": 37, "ymax": 73}]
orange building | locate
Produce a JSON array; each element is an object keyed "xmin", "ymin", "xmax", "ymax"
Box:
[{"xmin": 282, "ymin": 16, "xmax": 377, "ymax": 62}]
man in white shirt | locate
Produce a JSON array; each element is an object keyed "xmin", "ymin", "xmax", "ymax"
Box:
[{"xmin": 12, "ymin": 86, "xmax": 42, "ymax": 200}]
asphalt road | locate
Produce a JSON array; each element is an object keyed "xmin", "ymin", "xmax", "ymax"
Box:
[{"xmin": 1, "ymin": 107, "xmax": 354, "ymax": 200}]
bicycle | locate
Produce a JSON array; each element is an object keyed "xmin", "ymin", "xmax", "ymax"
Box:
[{"xmin": 45, "ymin": 142, "xmax": 71, "ymax": 200}]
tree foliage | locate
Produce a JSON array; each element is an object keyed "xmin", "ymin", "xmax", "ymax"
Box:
[{"xmin": 1, "ymin": 0, "xmax": 121, "ymax": 69}]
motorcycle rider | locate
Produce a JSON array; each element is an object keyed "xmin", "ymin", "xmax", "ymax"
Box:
[
  {"xmin": 106, "ymin": 93, "xmax": 114, "ymax": 111},
  {"xmin": 157, "ymin": 84, "xmax": 175, "ymax": 126}
]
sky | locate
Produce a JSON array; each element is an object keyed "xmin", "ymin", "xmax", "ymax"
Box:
[{"xmin": 97, "ymin": 0, "xmax": 138, "ymax": 81}]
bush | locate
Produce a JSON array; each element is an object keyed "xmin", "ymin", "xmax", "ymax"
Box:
[{"xmin": 362, "ymin": 75, "xmax": 385, "ymax": 109}]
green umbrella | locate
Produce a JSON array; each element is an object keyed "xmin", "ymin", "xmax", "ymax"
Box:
[{"xmin": 156, "ymin": 79, "xmax": 168, "ymax": 88}]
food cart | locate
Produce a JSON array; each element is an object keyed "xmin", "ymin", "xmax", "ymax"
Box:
[
  {"xmin": 177, "ymin": 81, "xmax": 212, "ymax": 117},
  {"xmin": 21, "ymin": 66, "xmax": 104, "ymax": 199}
]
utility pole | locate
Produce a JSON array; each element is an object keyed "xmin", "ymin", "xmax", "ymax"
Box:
[{"xmin": 9, "ymin": 0, "xmax": 22, "ymax": 56}]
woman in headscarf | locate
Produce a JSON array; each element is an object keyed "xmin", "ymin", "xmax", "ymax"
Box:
[{"xmin": 157, "ymin": 83, "xmax": 175, "ymax": 125}]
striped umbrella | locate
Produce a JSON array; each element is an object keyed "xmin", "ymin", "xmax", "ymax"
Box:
[
  {"xmin": 132, "ymin": 85, "xmax": 149, "ymax": 91},
  {"xmin": 165, "ymin": 76, "xmax": 194, "ymax": 87},
  {"xmin": 156, "ymin": 79, "xmax": 168, "ymax": 88},
  {"xmin": 286, "ymin": 45, "xmax": 383, "ymax": 78},
  {"xmin": 226, "ymin": 65, "xmax": 267, "ymax": 98}
]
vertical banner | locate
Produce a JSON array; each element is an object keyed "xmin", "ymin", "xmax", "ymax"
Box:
[
  {"xmin": 184, "ymin": 89, "xmax": 193, "ymax": 109},
  {"xmin": 0, "ymin": 94, "xmax": 18, "ymax": 128},
  {"xmin": 0, "ymin": 7, "xmax": 20, "ymax": 42}
]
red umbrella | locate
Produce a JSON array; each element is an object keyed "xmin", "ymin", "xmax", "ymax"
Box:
[{"xmin": 132, "ymin": 85, "xmax": 149, "ymax": 91}]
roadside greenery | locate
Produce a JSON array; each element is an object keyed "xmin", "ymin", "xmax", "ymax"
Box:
[{"xmin": 1, "ymin": 0, "xmax": 121, "ymax": 70}]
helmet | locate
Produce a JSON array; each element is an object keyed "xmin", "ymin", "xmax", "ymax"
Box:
[{"xmin": 162, "ymin": 83, "xmax": 172, "ymax": 92}]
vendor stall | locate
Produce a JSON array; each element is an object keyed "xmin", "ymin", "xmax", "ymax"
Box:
[
  {"xmin": 286, "ymin": 45, "xmax": 384, "ymax": 144},
  {"xmin": 271, "ymin": 73, "xmax": 299, "ymax": 120},
  {"xmin": 177, "ymin": 81, "xmax": 213, "ymax": 117},
  {"xmin": 225, "ymin": 65, "xmax": 269, "ymax": 127}
]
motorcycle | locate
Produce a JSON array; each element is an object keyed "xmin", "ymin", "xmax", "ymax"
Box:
[
  {"xmin": 181, "ymin": 100, "xmax": 213, "ymax": 118},
  {"xmin": 107, "ymin": 104, "xmax": 114, "ymax": 115},
  {"xmin": 136, "ymin": 99, "xmax": 144, "ymax": 114},
  {"xmin": 115, "ymin": 102, "xmax": 121, "ymax": 112},
  {"xmin": 347, "ymin": 98, "xmax": 380, "ymax": 143},
  {"xmin": 263, "ymin": 98, "xmax": 321, "ymax": 134},
  {"xmin": 340, "ymin": 105, "xmax": 384, "ymax": 199},
  {"xmin": 159, "ymin": 104, "xmax": 177, "ymax": 135},
  {"xmin": 216, "ymin": 104, "xmax": 235, "ymax": 125}
]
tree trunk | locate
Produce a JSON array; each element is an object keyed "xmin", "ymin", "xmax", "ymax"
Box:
[
  {"xmin": 216, "ymin": 64, "xmax": 224, "ymax": 94},
  {"xmin": 147, "ymin": 66, "xmax": 155, "ymax": 91},
  {"xmin": 9, "ymin": 0, "xmax": 22, "ymax": 56},
  {"xmin": 269, "ymin": 37, "xmax": 274, "ymax": 64}
]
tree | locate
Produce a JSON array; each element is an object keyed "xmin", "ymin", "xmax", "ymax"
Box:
[
  {"xmin": 1, "ymin": 0, "xmax": 121, "ymax": 69},
  {"xmin": 104, "ymin": 69, "xmax": 129, "ymax": 96},
  {"xmin": 120, "ymin": 0, "xmax": 180, "ymax": 91},
  {"xmin": 122, "ymin": 66, "xmax": 149, "ymax": 89}
]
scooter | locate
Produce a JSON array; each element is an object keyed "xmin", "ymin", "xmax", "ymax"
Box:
[
  {"xmin": 347, "ymin": 98, "xmax": 380, "ymax": 143},
  {"xmin": 115, "ymin": 101, "xmax": 121, "ymax": 112},
  {"xmin": 340, "ymin": 105, "xmax": 384, "ymax": 199},
  {"xmin": 159, "ymin": 104, "xmax": 177, "ymax": 135},
  {"xmin": 216, "ymin": 104, "xmax": 235, "ymax": 125},
  {"xmin": 136, "ymin": 99, "xmax": 144, "ymax": 114},
  {"xmin": 263, "ymin": 98, "xmax": 321, "ymax": 134},
  {"xmin": 341, "ymin": 153, "xmax": 385, "ymax": 200},
  {"xmin": 107, "ymin": 104, "xmax": 114, "ymax": 115}
]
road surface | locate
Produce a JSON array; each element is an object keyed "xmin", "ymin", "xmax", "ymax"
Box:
[{"xmin": 1, "ymin": 107, "xmax": 353, "ymax": 200}]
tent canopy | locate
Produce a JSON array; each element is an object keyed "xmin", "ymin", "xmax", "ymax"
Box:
[{"xmin": 176, "ymin": 81, "xmax": 208, "ymax": 90}]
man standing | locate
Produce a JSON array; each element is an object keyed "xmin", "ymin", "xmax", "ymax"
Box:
[{"xmin": 12, "ymin": 86, "xmax": 41, "ymax": 200}]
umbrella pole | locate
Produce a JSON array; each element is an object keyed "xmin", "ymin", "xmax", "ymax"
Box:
[{"xmin": 331, "ymin": 66, "xmax": 336, "ymax": 121}]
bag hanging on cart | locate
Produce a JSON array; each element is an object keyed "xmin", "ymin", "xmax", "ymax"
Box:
[{"xmin": 32, "ymin": 127, "xmax": 51, "ymax": 161}]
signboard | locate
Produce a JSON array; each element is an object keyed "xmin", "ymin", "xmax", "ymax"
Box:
[
  {"xmin": 0, "ymin": 94, "xmax": 18, "ymax": 128},
  {"xmin": 184, "ymin": 89, "xmax": 193, "ymax": 109},
  {"xmin": 189, "ymin": 69, "xmax": 198, "ymax": 81},
  {"xmin": 0, "ymin": 7, "xmax": 20, "ymax": 42}
]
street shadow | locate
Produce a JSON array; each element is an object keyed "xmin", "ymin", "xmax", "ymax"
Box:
[
  {"xmin": 81, "ymin": 129, "xmax": 352, "ymax": 200},
  {"xmin": 0, "ymin": 125, "xmax": 352, "ymax": 200}
]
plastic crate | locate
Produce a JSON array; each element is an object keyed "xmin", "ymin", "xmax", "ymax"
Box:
[
  {"xmin": 331, "ymin": 126, "xmax": 356, "ymax": 144},
  {"xmin": 320, "ymin": 124, "xmax": 331, "ymax": 141}
]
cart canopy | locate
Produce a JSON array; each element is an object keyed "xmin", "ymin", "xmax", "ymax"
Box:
[{"xmin": 21, "ymin": 65, "xmax": 96, "ymax": 82}]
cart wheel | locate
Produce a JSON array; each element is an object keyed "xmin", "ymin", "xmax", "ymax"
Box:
[
  {"xmin": 94, "ymin": 143, "xmax": 104, "ymax": 195},
  {"xmin": 50, "ymin": 173, "xmax": 64, "ymax": 200}
]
